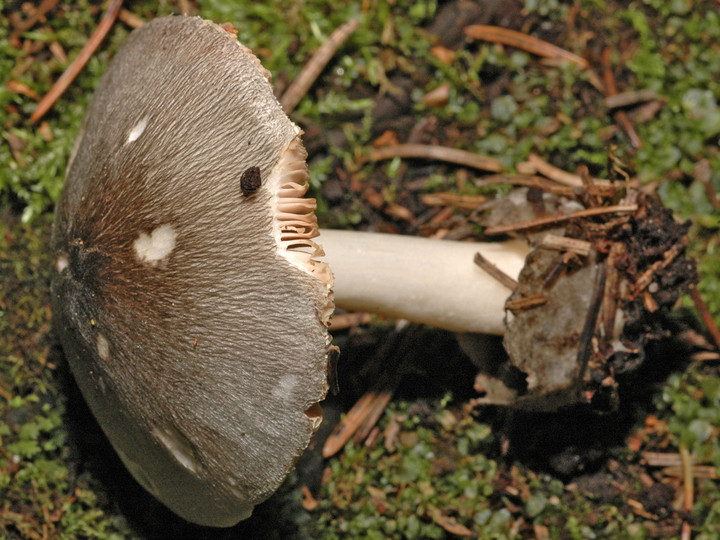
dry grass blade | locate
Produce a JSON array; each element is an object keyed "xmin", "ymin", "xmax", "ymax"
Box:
[
  {"xmin": 7, "ymin": 81, "xmax": 38, "ymax": 100},
  {"xmin": 464, "ymin": 25, "xmax": 589, "ymax": 69},
  {"xmin": 420, "ymin": 193, "xmax": 487, "ymax": 210},
  {"xmin": 118, "ymin": 9, "xmax": 144, "ymax": 28},
  {"xmin": 428, "ymin": 506, "xmax": 475, "ymax": 536},
  {"xmin": 477, "ymin": 173, "xmax": 618, "ymax": 197},
  {"xmin": 601, "ymin": 242, "xmax": 625, "ymax": 338},
  {"xmin": 30, "ymin": 0, "xmax": 124, "ymax": 123},
  {"xmin": 693, "ymin": 351, "xmax": 720, "ymax": 362},
  {"xmin": 602, "ymin": 48, "xmax": 642, "ymax": 149},
  {"xmin": 420, "ymin": 192, "xmax": 487, "ymax": 209},
  {"xmin": 323, "ymin": 389, "xmax": 393, "ymax": 458},
  {"xmin": 477, "ymin": 173, "xmax": 567, "ymax": 192},
  {"xmin": 280, "ymin": 18, "xmax": 358, "ymax": 114},
  {"xmin": 323, "ymin": 392, "xmax": 374, "ymax": 458},
  {"xmin": 352, "ymin": 389, "xmax": 393, "ymax": 445},
  {"xmin": 680, "ymin": 444, "xmax": 694, "ymax": 540},
  {"xmin": 484, "ymin": 204, "xmax": 638, "ymax": 235},
  {"xmin": 604, "ymin": 89, "xmax": 658, "ymax": 109},
  {"xmin": 369, "ymin": 144, "xmax": 503, "ymax": 172},
  {"xmin": 527, "ymin": 153, "xmax": 583, "ymax": 187}
]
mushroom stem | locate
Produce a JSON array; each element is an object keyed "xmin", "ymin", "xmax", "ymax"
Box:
[{"xmin": 317, "ymin": 229, "xmax": 530, "ymax": 334}]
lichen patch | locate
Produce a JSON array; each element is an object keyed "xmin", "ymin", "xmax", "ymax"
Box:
[{"xmin": 134, "ymin": 224, "xmax": 177, "ymax": 266}]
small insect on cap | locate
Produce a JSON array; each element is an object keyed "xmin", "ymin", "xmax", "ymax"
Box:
[{"xmin": 51, "ymin": 16, "xmax": 334, "ymax": 527}]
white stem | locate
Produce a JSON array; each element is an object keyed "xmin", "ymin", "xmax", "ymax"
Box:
[{"xmin": 317, "ymin": 230, "xmax": 530, "ymax": 334}]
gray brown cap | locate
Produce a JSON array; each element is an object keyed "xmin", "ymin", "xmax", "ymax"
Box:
[{"xmin": 51, "ymin": 15, "xmax": 333, "ymax": 527}]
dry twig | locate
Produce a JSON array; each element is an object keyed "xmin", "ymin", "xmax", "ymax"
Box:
[
  {"xmin": 477, "ymin": 173, "xmax": 567, "ymax": 192},
  {"xmin": 540, "ymin": 234, "xmax": 592, "ymax": 256},
  {"xmin": 428, "ymin": 506, "xmax": 475, "ymax": 537},
  {"xmin": 464, "ymin": 25, "xmax": 589, "ymax": 69},
  {"xmin": 420, "ymin": 192, "xmax": 487, "ymax": 209},
  {"xmin": 474, "ymin": 251, "xmax": 518, "ymax": 290},
  {"xmin": 602, "ymin": 49, "xmax": 642, "ymax": 149},
  {"xmin": 526, "ymin": 153, "xmax": 610, "ymax": 187},
  {"xmin": 604, "ymin": 89, "xmax": 658, "ymax": 110},
  {"xmin": 477, "ymin": 174, "xmax": 617, "ymax": 198},
  {"xmin": 31, "ymin": 0, "xmax": 124, "ymax": 123},
  {"xmin": 280, "ymin": 18, "xmax": 358, "ymax": 114},
  {"xmin": 352, "ymin": 389, "xmax": 393, "ymax": 445},
  {"xmin": 118, "ymin": 9, "xmax": 144, "ymax": 28},
  {"xmin": 322, "ymin": 388, "xmax": 394, "ymax": 458},
  {"xmin": 680, "ymin": 444, "xmax": 694, "ymax": 540},
  {"xmin": 484, "ymin": 204, "xmax": 638, "ymax": 235},
  {"xmin": 505, "ymin": 293, "xmax": 548, "ymax": 312},
  {"xmin": 601, "ymin": 242, "xmax": 625, "ymax": 338},
  {"xmin": 368, "ymin": 144, "xmax": 503, "ymax": 172}
]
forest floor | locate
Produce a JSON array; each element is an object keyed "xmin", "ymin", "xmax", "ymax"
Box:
[{"xmin": 2, "ymin": 1, "xmax": 720, "ymax": 538}]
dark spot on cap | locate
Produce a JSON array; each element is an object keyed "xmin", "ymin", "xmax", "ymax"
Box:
[{"xmin": 240, "ymin": 166, "xmax": 262, "ymax": 197}]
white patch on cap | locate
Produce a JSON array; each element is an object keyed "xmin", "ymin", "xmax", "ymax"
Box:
[
  {"xmin": 272, "ymin": 374, "xmax": 297, "ymax": 401},
  {"xmin": 56, "ymin": 254, "xmax": 68, "ymax": 273},
  {"xmin": 127, "ymin": 117, "xmax": 148, "ymax": 143},
  {"xmin": 97, "ymin": 333, "xmax": 110, "ymax": 361},
  {"xmin": 134, "ymin": 224, "xmax": 177, "ymax": 266},
  {"xmin": 152, "ymin": 425, "xmax": 199, "ymax": 473}
]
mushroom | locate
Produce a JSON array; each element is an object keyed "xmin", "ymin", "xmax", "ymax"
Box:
[
  {"xmin": 51, "ymin": 16, "xmax": 334, "ymax": 527},
  {"xmin": 51, "ymin": 15, "xmax": 527, "ymax": 527}
]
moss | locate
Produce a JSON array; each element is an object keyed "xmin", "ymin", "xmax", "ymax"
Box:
[
  {"xmin": 2, "ymin": 0, "xmax": 720, "ymax": 537},
  {"xmin": 0, "ymin": 213, "xmax": 134, "ymax": 538}
]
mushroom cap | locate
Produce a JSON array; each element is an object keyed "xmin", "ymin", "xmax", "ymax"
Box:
[{"xmin": 51, "ymin": 15, "xmax": 333, "ymax": 527}]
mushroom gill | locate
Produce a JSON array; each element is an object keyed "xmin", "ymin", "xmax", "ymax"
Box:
[{"xmin": 270, "ymin": 133, "xmax": 334, "ymax": 325}]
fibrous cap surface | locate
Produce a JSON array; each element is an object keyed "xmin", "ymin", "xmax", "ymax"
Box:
[{"xmin": 51, "ymin": 15, "xmax": 333, "ymax": 527}]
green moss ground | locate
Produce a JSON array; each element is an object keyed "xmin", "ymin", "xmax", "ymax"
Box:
[{"xmin": 1, "ymin": 0, "xmax": 720, "ymax": 537}]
